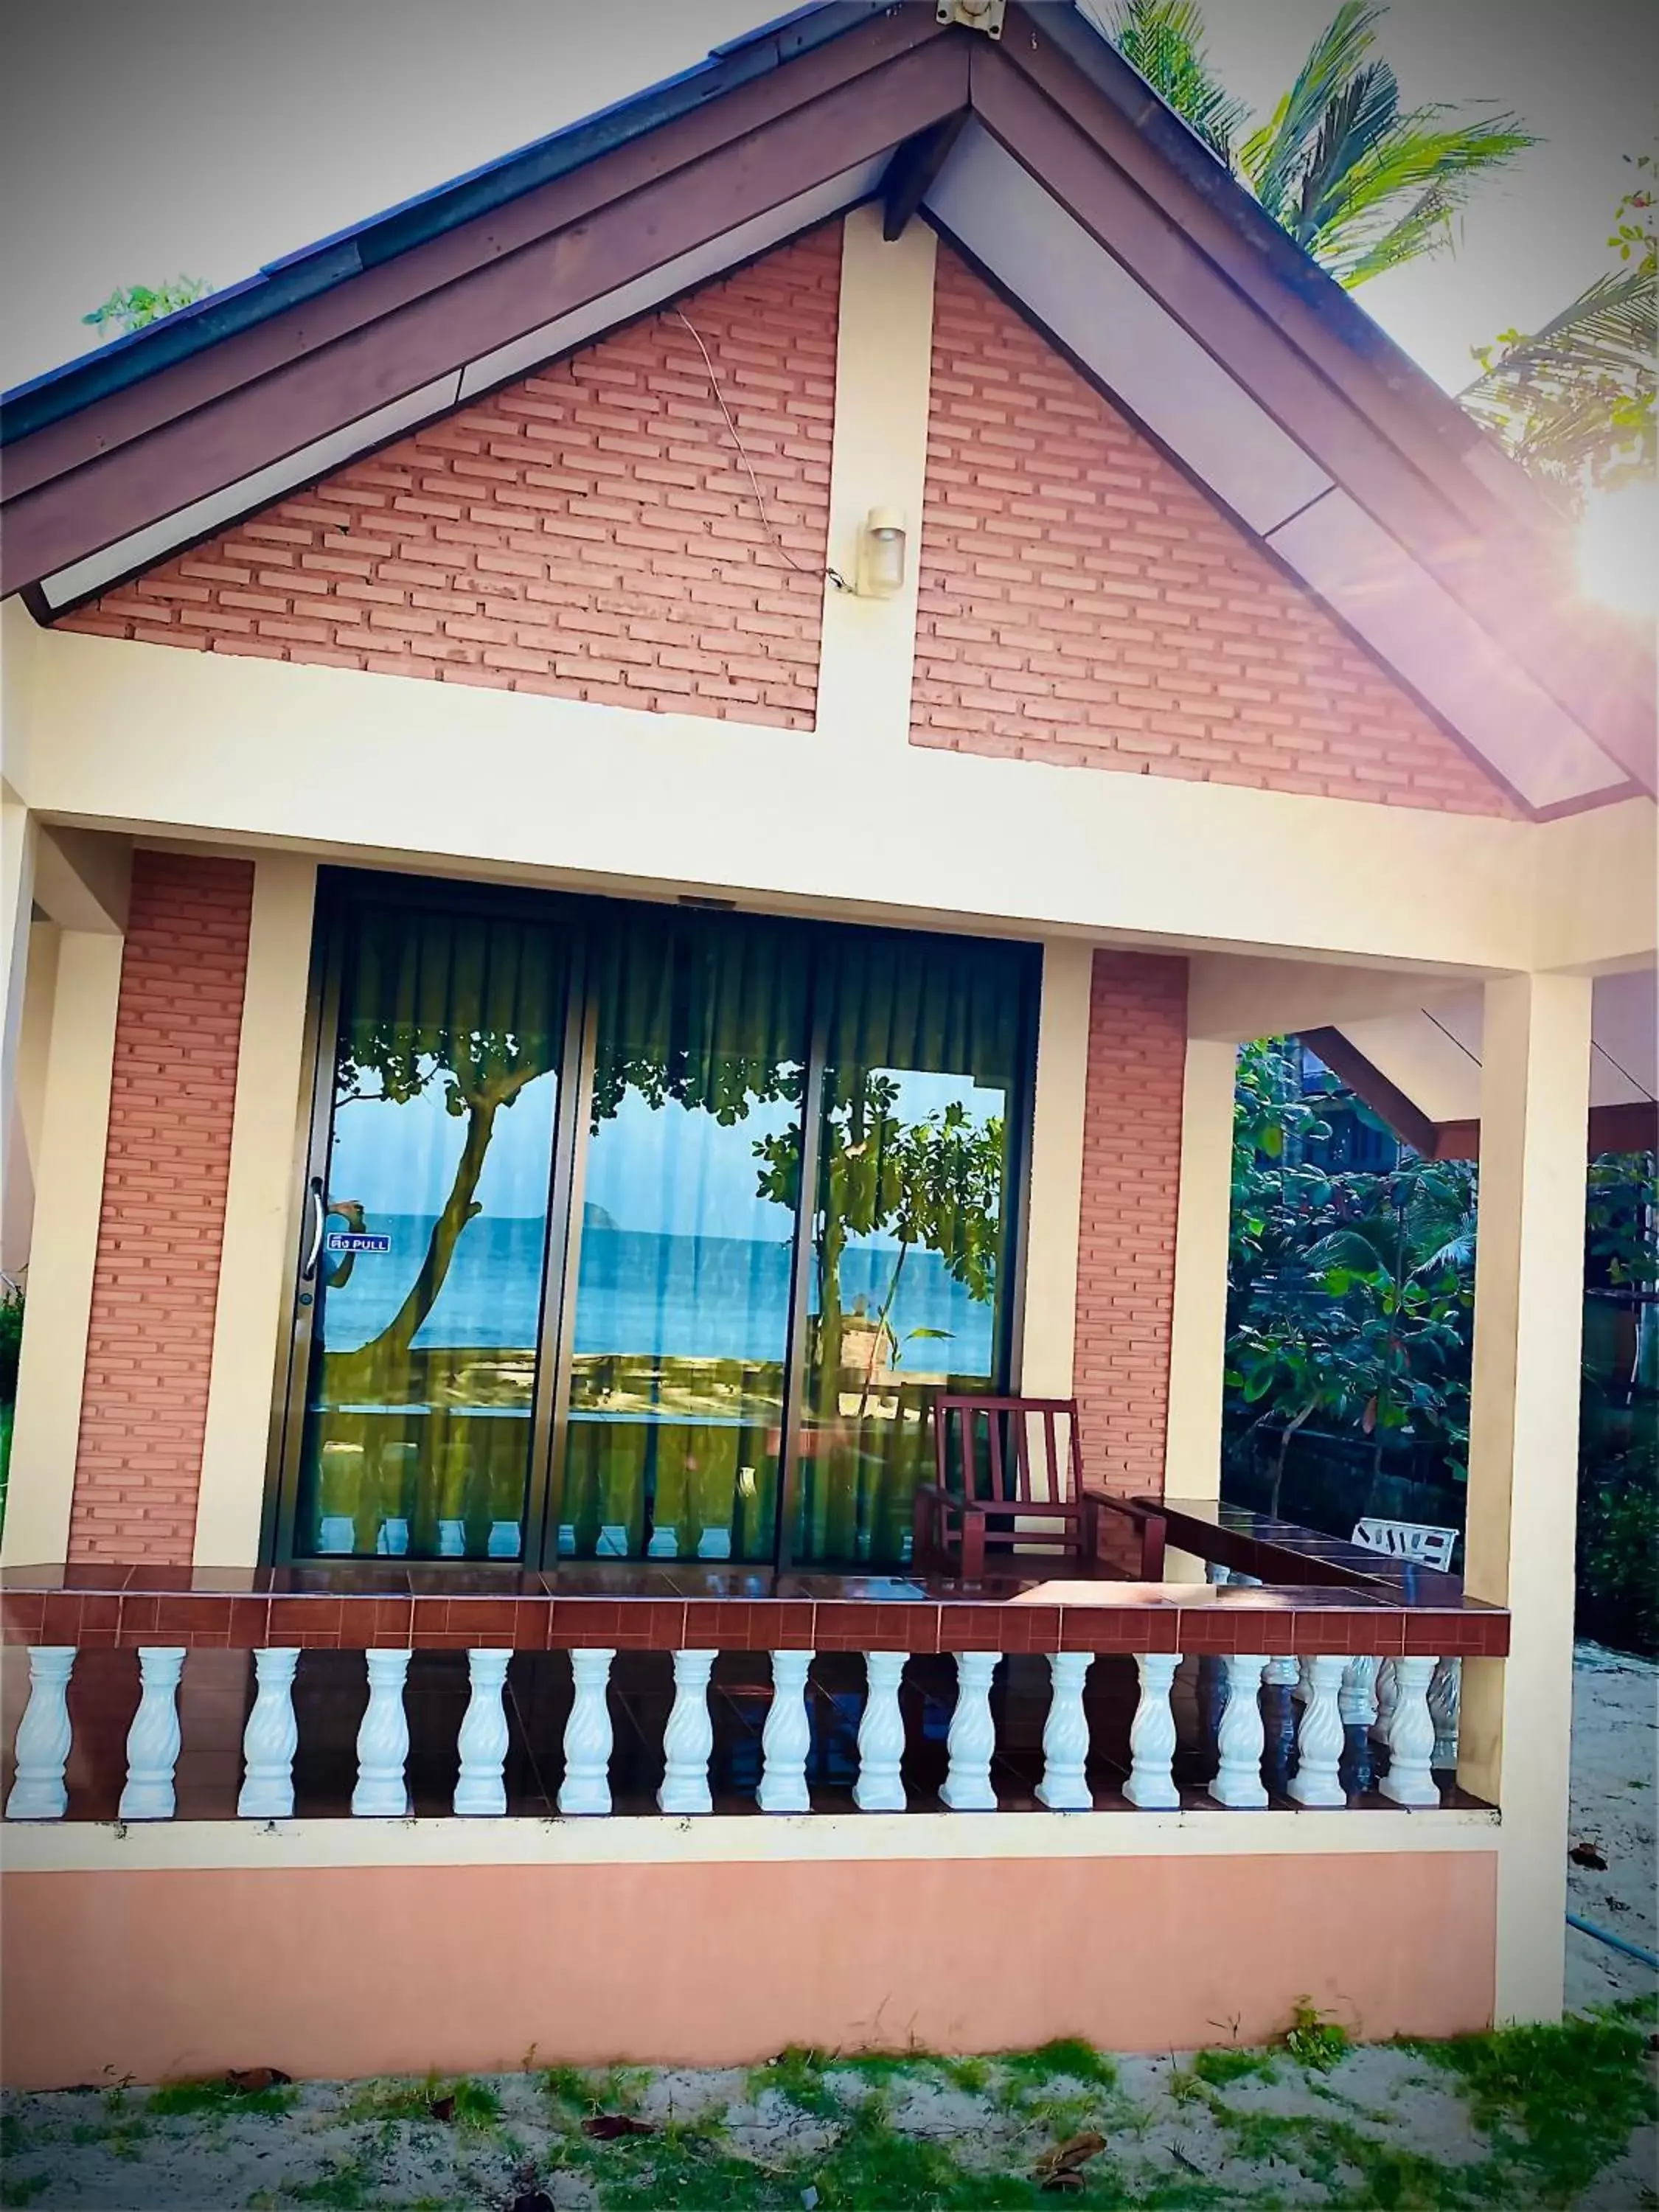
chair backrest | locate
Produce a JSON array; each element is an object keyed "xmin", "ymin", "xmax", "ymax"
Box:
[
  {"xmin": 1351, "ymin": 1517, "xmax": 1459, "ymax": 1573},
  {"xmin": 935, "ymin": 1395, "xmax": 1083, "ymax": 1507}
]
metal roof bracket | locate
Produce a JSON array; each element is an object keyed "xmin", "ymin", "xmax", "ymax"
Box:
[{"xmin": 936, "ymin": 0, "xmax": 1005, "ymax": 37}]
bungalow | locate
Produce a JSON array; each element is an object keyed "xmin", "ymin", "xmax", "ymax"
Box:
[{"xmin": 1, "ymin": 0, "xmax": 1654, "ymax": 2090}]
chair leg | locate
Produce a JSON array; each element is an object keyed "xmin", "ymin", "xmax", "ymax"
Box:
[{"xmin": 960, "ymin": 1515, "xmax": 986, "ymax": 1582}]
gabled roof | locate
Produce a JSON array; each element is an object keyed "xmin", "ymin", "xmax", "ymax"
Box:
[{"xmin": 4, "ymin": 0, "xmax": 1653, "ymax": 812}]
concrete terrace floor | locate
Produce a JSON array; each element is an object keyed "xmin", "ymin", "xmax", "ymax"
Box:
[{"xmin": 1, "ymin": 1647, "xmax": 1655, "ymax": 2212}]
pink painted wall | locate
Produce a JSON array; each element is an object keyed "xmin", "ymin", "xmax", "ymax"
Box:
[{"xmin": 2, "ymin": 1850, "xmax": 1497, "ymax": 2088}]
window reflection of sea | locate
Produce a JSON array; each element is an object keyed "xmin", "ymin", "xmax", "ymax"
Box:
[{"xmin": 321, "ymin": 1217, "xmax": 994, "ymax": 1368}]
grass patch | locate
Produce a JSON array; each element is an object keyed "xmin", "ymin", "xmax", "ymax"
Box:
[
  {"xmin": 0, "ymin": 2177, "xmax": 48, "ymax": 2208},
  {"xmin": 1191, "ymin": 2046, "xmax": 1281, "ymax": 2089},
  {"xmin": 749, "ymin": 2045, "xmax": 845, "ymax": 2121},
  {"xmin": 998, "ymin": 2038, "xmax": 1119, "ymax": 2093},
  {"xmin": 339, "ymin": 2071, "xmax": 501, "ymax": 2132},
  {"xmin": 147, "ymin": 2075, "xmax": 299, "ymax": 2118},
  {"xmin": 1282, "ymin": 1999, "xmax": 1352, "ymax": 2073},
  {"xmin": 273, "ymin": 2157, "xmax": 379, "ymax": 2210},
  {"xmin": 1419, "ymin": 2005, "xmax": 1658, "ymax": 2200}
]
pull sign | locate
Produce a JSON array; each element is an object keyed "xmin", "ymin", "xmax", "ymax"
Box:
[{"xmin": 326, "ymin": 1231, "xmax": 392, "ymax": 1254}]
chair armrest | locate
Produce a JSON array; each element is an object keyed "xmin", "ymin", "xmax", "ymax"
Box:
[{"xmin": 1080, "ymin": 1488, "xmax": 1166, "ymax": 1579}]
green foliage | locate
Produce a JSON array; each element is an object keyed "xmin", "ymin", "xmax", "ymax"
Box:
[
  {"xmin": 82, "ymin": 276, "xmax": 210, "ymax": 341},
  {"xmin": 147, "ymin": 2076, "xmax": 298, "ymax": 2118},
  {"xmin": 1576, "ymin": 1435, "xmax": 1658, "ymax": 1656},
  {"xmin": 1190, "ymin": 2045, "xmax": 1279, "ymax": 2087},
  {"xmin": 1097, "ymin": 0, "xmax": 1249, "ymax": 159},
  {"xmin": 0, "ymin": 1284, "xmax": 21, "ymax": 1406},
  {"xmin": 1419, "ymin": 2003, "xmax": 1659, "ymax": 2199},
  {"xmin": 1282, "ymin": 2000, "xmax": 1352, "ymax": 2072},
  {"xmin": 1464, "ymin": 159, "xmax": 1655, "ymax": 505},
  {"xmin": 750, "ymin": 2045, "xmax": 845, "ymax": 2119},
  {"xmin": 1225, "ymin": 1040, "xmax": 1475, "ymax": 1512},
  {"xmin": 1094, "ymin": 1, "xmax": 1533, "ymax": 288}
]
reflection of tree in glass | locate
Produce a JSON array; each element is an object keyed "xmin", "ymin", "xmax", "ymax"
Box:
[
  {"xmin": 328, "ymin": 1012, "xmax": 555, "ymax": 1391},
  {"xmin": 754, "ymin": 1073, "xmax": 1004, "ymax": 1408}
]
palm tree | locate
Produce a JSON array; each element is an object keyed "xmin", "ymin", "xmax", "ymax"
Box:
[
  {"xmin": 1092, "ymin": 0, "xmax": 1535, "ymax": 288},
  {"xmin": 1461, "ymin": 167, "xmax": 1656, "ymax": 503}
]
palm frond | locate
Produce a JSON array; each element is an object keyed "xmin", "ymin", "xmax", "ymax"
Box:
[
  {"xmin": 1462, "ymin": 260, "xmax": 1656, "ymax": 491},
  {"xmin": 1282, "ymin": 60, "xmax": 1400, "ymax": 247},
  {"xmin": 1095, "ymin": 0, "xmax": 1250, "ymax": 160},
  {"xmin": 1242, "ymin": 1, "xmax": 1383, "ymax": 220},
  {"xmin": 1306, "ymin": 108, "xmax": 1537, "ymax": 285}
]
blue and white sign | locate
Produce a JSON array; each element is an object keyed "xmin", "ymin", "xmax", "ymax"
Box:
[{"xmin": 326, "ymin": 1231, "xmax": 392, "ymax": 1254}]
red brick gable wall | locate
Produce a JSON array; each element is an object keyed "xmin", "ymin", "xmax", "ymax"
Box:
[
  {"xmin": 67, "ymin": 852, "xmax": 254, "ymax": 1564},
  {"xmin": 60, "ymin": 228, "xmax": 841, "ymax": 730},
  {"xmin": 1074, "ymin": 951, "xmax": 1187, "ymax": 1498},
  {"xmin": 915, "ymin": 249, "xmax": 1512, "ymax": 815}
]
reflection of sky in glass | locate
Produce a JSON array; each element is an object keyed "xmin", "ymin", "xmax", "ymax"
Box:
[{"xmin": 327, "ymin": 1066, "xmax": 557, "ymax": 1220}]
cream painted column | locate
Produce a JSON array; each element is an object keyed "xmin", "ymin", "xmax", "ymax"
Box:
[
  {"xmin": 1018, "ymin": 940, "xmax": 1093, "ymax": 1397},
  {"xmin": 1, "ymin": 790, "xmax": 38, "ymax": 1178},
  {"xmin": 1458, "ymin": 973, "xmax": 1592, "ymax": 2025},
  {"xmin": 1, "ymin": 929, "xmax": 124, "ymax": 1565},
  {"xmin": 1161, "ymin": 1036, "xmax": 1236, "ymax": 1573},
  {"xmin": 813, "ymin": 204, "xmax": 936, "ymax": 752},
  {"xmin": 192, "ymin": 857, "xmax": 317, "ymax": 1567}
]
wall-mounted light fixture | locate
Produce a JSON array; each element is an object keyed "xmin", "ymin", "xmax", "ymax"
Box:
[{"xmin": 857, "ymin": 507, "xmax": 908, "ymax": 599}]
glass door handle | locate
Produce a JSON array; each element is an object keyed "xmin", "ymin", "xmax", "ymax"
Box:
[{"xmin": 302, "ymin": 1178, "xmax": 325, "ymax": 1281}]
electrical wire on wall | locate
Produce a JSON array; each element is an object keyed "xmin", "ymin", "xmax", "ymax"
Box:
[{"xmin": 674, "ymin": 307, "xmax": 848, "ymax": 591}]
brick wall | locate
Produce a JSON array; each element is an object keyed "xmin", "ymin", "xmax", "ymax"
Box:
[
  {"xmin": 916, "ymin": 249, "xmax": 1511, "ymax": 815},
  {"xmin": 1073, "ymin": 950, "xmax": 1187, "ymax": 1498},
  {"xmin": 67, "ymin": 852, "xmax": 254, "ymax": 1563},
  {"xmin": 61, "ymin": 229, "xmax": 841, "ymax": 730}
]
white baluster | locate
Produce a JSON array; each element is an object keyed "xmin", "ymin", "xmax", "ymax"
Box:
[
  {"xmin": 487, "ymin": 1520, "xmax": 521, "ymax": 1559},
  {"xmin": 351, "ymin": 1650, "xmax": 411, "ymax": 1818},
  {"xmin": 237, "ymin": 1648, "xmax": 299, "ymax": 1820},
  {"xmin": 1380, "ymin": 1655, "xmax": 1441, "ymax": 1806},
  {"xmin": 658, "ymin": 1650, "xmax": 717, "ymax": 1815},
  {"xmin": 119, "ymin": 1648, "xmax": 186, "ymax": 1820},
  {"xmin": 437, "ymin": 1520, "xmax": 467, "ymax": 1557},
  {"xmin": 940, "ymin": 1652, "xmax": 999, "ymax": 1811},
  {"xmin": 1265, "ymin": 1655, "xmax": 1301, "ymax": 1689},
  {"xmin": 697, "ymin": 1526, "xmax": 731, "ymax": 1562},
  {"xmin": 6, "ymin": 1647, "xmax": 76, "ymax": 1820},
  {"xmin": 1340, "ymin": 1657, "xmax": 1380, "ymax": 1731},
  {"xmin": 453, "ymin": 1650, "xmax": 510, "ymax": 1817},
  {"xmin": 1373, "ymin": 1658, "xmax": 1399, "ymax": 1745},
  {"xmin": 1287, "ymin": 1655, "xmax": 1346, "ymax": 1806},
  {"xmin": 758, "ymin": 1651, "xmax": 813, "ymax": 1814},
  {"xmin": 558, "ymin": 1649, "xmax": 615, "ymax": 1816},
  {"xmin": 1036, "ymin": 1650, "xmax": 1094, "ymax": 1811},
  {"xmin": 1124, "ymin": 1652, "xmax": 1181, "ymax": 1809},
  {"xmin": 1208, "ymin": 1655, "xmax": 1268, "ymax": 1808},
  {"xmin": 1293, "ymin": 1655, "xmax": 1314, "ymax": 1703},
  {"xmin": 1428, "ymin": 1657, "xmax": 1461, "ymax": 1770},
  {"xmin": 853, "ymin": 1651, "xmax": 908, "ymax": 1812}
]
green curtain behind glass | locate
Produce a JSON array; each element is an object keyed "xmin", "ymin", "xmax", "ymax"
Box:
[
  {"xmin": 794, "ymin": 931, "xmax": 1032, "ymax": 1566},
  {"xmin": 560, "ymin": 905, "xmax": 810, "ymax": 1562},
  {"xmin": 296, "ymin": 902, "xmax": 568, "ymax": 1561}
]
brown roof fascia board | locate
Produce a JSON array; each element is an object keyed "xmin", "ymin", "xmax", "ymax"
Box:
[
  {"xmin": 1301, "ymin": 1027, "xmax": 1441, "ymax": 1159},
  {"xmin": 1306, "ymin": 1035, "xmax": 1658, "ymax": 1161},
  {"xmin": 881, "ymin": 111, "xmax": 970, "ymax": 241},
  {"xmin": 0, "ymin": 38, "xmax": 969, "ymax": 599},
  {"xmin": 971, "ymin": 38, "xmax": 1657, "ymax": 799},
  {"xmin": 3, "ymin": 8, "xmax": 953, "ymax": 508}
]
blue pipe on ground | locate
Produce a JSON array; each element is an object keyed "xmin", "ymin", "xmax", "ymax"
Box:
[{"xmin": 1567, "ymin": 1910, "xmax": 1659, "ymax": 1972}]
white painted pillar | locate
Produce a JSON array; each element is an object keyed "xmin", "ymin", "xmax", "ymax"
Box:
[
  {"xmin": 1373, "ymin": 1658, "xmax": 1399, "ymax": 1745},
  {"xmin": 940, "ymin": 1652, "xmax": 999, "ymax": 1811},
  {"xmin": 1340, "ymin": 1657, "xmax": 1380, "ymax": 1731},
  {"xmin": 758, "ymin": 1650, "xmax": 813, "ymax": 1814},
  {"xmin": 1123, "ymin": 1652, "xmax": 1181, "ymax": 1809},
  {"xmin": 1460, "ymin": 973, "xmax": 1591, "ymax": 2022},
  {"xmin": 657, "ymin": 1650, "xmax": 716, "ymax": 1815},
  {"xmin": 1162, "ymin": 1037, "xmax": 1238, "ymax": 1530},
  {"xmin": 453, "ymin": 1649, "xmax": 510, "ymax": 1818},
  {"xmin": 237, "ymin": 1647, "xmax": 299, "ymax": 1819},
  {"xmin": 1287, "ymin": 1655, "xmax": 1346, "ymax": 1806},
  {"xmin": 1035, "ymin": 1651, "xmax": 1093, "ymax": 1811},
  {"xmin": 5, "ymin": 1646, "xmax": 75, "ymax": 1820},
  {"xmin": 119, "ymin": 1647, "xmax": 186, "ymax": 1820},
  {"xmin": 1208, "ymin": 1655, "xmax": 1268, "ymax": 1808},
  {"xmin": 350, "ymin": 1649, "xmax": 411, "ymax": 1818},
  {"xmin": 558, "ymin": 1648, "xmax": 615, "ymax": 1816},
  {"xmin": 1381, "ymin": 1655, "xmax": 1440, "ymax": 1806},
  {"xmin": 1018, "ymin": 939, "xmax": 1092, "ymax": 1400},
  {"xmin": 853, "ymin": 1651, "xmax": 908, "ymax": 1812}
]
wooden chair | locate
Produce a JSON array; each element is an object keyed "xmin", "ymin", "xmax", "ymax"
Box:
[{"xmin": 911, "ymin": 1394, "xmax": 1165, "ymax": 1582}]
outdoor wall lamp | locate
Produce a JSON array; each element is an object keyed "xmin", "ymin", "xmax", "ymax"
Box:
[{"xmin": 857, "ymin": 507, "xmax": 908, "ymax": 598}]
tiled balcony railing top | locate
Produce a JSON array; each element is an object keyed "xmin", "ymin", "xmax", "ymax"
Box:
[
  {"xmin": 1148, "ymin": 1498, "xmax": 1472, "ymax": 1608},
  {"xmin": 0, "ymin": 1559, "xmax": 1511, "ymax": 1660}
]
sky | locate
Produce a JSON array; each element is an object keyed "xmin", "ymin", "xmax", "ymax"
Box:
[{"xmin": 1, "ymin": 0, "xmax": 1653, "ymax": 400}]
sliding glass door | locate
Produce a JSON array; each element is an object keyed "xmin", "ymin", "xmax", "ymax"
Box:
[{"xmin": 274, "ymin": 875, "xmax": 1037, "ymax": 1570}]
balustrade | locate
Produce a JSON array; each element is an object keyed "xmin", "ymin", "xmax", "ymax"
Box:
[{"xmin": 2, "ymin": 1632, "xmax": 1475, "ymax": 1826}]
